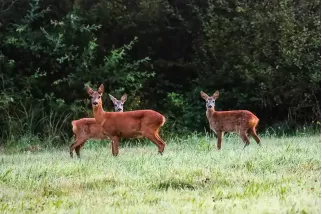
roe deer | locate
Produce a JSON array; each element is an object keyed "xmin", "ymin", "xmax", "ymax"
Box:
[
  {"xmin": 200, "ymin": 90, "xmax": 261, "ymax": 150},
  {"xmin": 87, "ymin": 84, "xmax": 166, "ymax": 156},
  {"xmin": 109, "ymin": 94, "xmax": 127, "ymax": 112},
  {"xmin": 70, "ymin": 94, "xmax": 128, "ymax": 158}
]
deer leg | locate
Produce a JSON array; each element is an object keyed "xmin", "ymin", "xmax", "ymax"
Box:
[
  {"xmin": 69, "ymin": 143, "xmax": 74, "ymax": 158},
  {"xmin": 239, "ymin": 131, "xmax": 250, "ymax": 150},
  {"xmin": 216, "ymin": 131, "xmax": 223, "ymax": 150},
  {"xmin": 74, "ymin": 145, "xmax": 81, "ymax": 158},
  {"xmin": 69, "ymin": 136, "xmax": 77, "ymax": 158},
  {"xmin": 75, "ymin": 141, "xmax": 86, "ymax": 158},
  {"xmin": 70, "ymin": 138, "xmax": 86, "ymax": 158},
  {"xmin": 210, "ymin": 126, "xmax": 217, "ymax": 138},
  {"xmin": 143, "ymin": 131, "xmax": 166, "ymax": 155},
  {"xmin": 249, "ymin": 128, "xmax": 261, "ymax": 146},
  {"xmin": 69, "ymin": 138, "xmax": 84, "ymax": 158},
  {"xmin": 111, "ymin": 136, "xmax": 120, "ymax": 156},
  {"xmin": 246, "ymin": 129, "xmax": 250, "ymax": 137},
  {"xmin": 155, "ymin": 133, "xmax": 166, "ymax": 154}
]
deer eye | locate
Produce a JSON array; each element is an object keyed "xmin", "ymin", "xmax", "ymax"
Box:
[{"xmin": 98, "ymin": 96, "xmax": 101, "ymax": 99}]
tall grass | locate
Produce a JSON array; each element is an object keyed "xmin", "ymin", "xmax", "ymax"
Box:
[
  {"xmin": 0, "ymin": 133, "xmax": 320, "ymax": 213},
  {"xmin": 0, "ymin": 97, "xmax": 320, "ymax": 151},
  {"xmin": 0, "ymin": 101, "xmax": 72, "ymax": 149}
]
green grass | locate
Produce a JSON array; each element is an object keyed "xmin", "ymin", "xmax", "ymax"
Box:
[{"xmin": 0, "ymin": 134, "xmax": 320, "ymax": 213}]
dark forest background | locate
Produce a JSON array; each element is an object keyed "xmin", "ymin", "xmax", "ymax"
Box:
[{"xmin": 0, "ymin": 0, "xmax": 320, "ymax": 145}]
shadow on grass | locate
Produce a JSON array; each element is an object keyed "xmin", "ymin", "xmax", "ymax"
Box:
[
  {"xmin": 155, "ymin": 180, "xmax": 195, "ymax": 190},
  {"xmin": 82, "ymin": 177, "xmax": 118, "ymax": 190}
]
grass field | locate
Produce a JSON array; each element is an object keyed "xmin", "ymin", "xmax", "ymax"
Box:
[{"xmin": 0, "ymin": 134, "xmax": 321, "ymax": 213}]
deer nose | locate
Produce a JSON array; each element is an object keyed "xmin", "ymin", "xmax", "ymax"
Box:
[
  {"xmin": 93, "ymin": 101, "xmax": 98, "ymax": 105},
  {"xmin": 207, "ymin": 105, "xmax": 212, "ymax": 108},
  {"xmin": 117, "ymin": 108, "xmax": 122, "ymax": 112}
]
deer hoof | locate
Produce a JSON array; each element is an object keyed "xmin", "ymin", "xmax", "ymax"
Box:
[{"xmin": 243, "ymin": 143, "xmax": 250, "ymax": 150}]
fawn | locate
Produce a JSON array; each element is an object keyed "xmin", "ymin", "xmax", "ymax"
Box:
[
  {"xmin": 86, "ymin": 84, "xmax": 166, "ymax": 156},
  {"xmin": 70, "ymin": 93, "xmax": 128, "ymax": 158},
  {"xmin": 200, "ymin": 90, "xmax": 261, "ymax": 150}
]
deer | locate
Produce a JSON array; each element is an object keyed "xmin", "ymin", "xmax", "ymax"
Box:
[
  {"xmin": 86, "ymin": 84, "xmax": 166, "ymax": 156},
  {"xmin": 70, "ymin": 93, "xmax": 128, "ymax": 158},
  {"xmin": 109, "ymin": 94, "xmax": 128, "ymax": 112},
  {"xmin": 200, "ymin": 90, "xmax": 261, "ymax": 150}
]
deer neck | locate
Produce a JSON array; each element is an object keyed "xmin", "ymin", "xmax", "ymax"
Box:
[
  {"xmin": 92, "ymin": 103, "xmax": 108, "ymax": 124},
  {"xmin": 206, "ymin": 108, "xmax": 216, "ymax": 120}
]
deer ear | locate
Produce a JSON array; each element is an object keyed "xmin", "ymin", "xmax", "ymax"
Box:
[
  {"xmin": 121, "ymin": 94, "xmax": 127, "ymax": 103},
  {"xmin": 200, "ymin": 91, "xmax": 209, "ymax": 100},
  {"xmin": 213, "ymin": 90, "xmax": 219, "ymax": 99},
  {"xmin": 109, "ymin": 94, "xmax": 117, "ymax": 103},
  {"xmin": 98, "ymin": 84, "xmax": 104, "ymax": 94},
  {"xmin": 86, "ymin": 86, "xmax": 94, "ymax": 96}
]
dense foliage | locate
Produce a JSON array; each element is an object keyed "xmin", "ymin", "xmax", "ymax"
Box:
[{"xmin": 0, "ymin": 0, "xmax": 320, "ymax": 144}]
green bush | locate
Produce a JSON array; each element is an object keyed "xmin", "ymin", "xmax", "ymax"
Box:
[{"xmin": 0, "ymin": 0, "xmax": 320, "ymax": 144}]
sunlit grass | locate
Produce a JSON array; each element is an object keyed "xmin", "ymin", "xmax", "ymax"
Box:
[{"xmin": 0, "ymin": 134, "xmax": 320, "ymax": 213}]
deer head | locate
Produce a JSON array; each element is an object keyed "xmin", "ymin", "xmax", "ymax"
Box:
[
  {"xmin": 109, "ymin": 94, "xmax": 127, "ymax": 112},
  {"xmin": 87, "ymin": 84, "xmax": 104, "ymax": 108},
  {"xmin": 200, "ymin": 90, "xmax": 219, "ymax": 109}
]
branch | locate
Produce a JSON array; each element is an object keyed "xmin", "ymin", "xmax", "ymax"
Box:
[{"xmin": 0, "ymin": 0, "xmax": 20, "ymax": 15}]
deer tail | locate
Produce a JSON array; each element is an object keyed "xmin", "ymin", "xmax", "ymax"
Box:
[
  {"xmin": 71, "ymin": 120, "xmax": 78, "ymax": 134},
  {"xmin": 160, "ymin": 115, "xmax": 166, "ymax": 127},
  {"xmin": 248, "ymin": 116, "xmax": 259, "ymax": 128}
]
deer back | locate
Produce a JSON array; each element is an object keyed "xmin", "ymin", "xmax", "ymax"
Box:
[
  {"xmin": 72, "ymin": 118, "xmax": 105, "ymax": 139},
  {"xmin": 207, "ymin": 110, "xmax": 259, "ymax": 132},
  {"xmin": 100, "ymin": 110, "xmax": 165, "ymax": 138}
]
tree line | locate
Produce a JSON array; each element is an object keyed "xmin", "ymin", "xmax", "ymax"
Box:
[{"xmin": 0, "ymin": 0, "xmax": 320, "ymax": 144}]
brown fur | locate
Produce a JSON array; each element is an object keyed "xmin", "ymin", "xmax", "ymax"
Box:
[
  {"xmin": 201, "ymin": 91, "xmax": 261, "ymax": 150},
  {"xmin": 87, "ymin": 84, "xmax": 166, "ymax": 156},
  {"xmin": 70, "ymin": 118, "xmax": 105, "ymax": 158},
  {"xmin": 70, "ymin": 94, "xmax": 127, "ymax": 158}
]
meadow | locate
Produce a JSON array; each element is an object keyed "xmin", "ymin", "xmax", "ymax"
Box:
[{"xmin": 0, "ymin": 133, "xmax": 320, "ymax": 214}]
